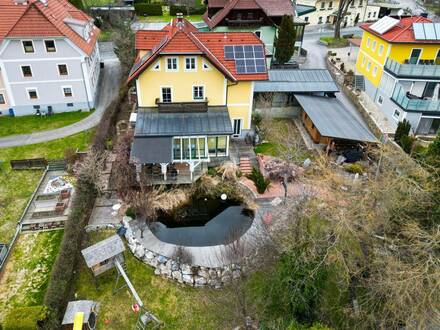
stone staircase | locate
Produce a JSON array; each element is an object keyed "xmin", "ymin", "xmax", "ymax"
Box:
[{"xmin": 239, "ymin": 156, "xmax": 253, "ymax": 175}]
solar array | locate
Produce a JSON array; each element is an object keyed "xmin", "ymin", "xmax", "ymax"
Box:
[
  {"xmin": 224, "ymin": 45, "xmax": 266, "ymax": 74},
  {"xmin": 370, "ymin": 16, "xmax": 399, "ymax": 35},
  {"xmin": 413, "ymin": 23, "xmax": 440, "ymax": 40}
]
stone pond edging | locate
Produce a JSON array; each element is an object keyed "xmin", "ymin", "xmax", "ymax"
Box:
[{"xmin": 122, "ymin": 218, "xmax": 243, "ymax": 288}]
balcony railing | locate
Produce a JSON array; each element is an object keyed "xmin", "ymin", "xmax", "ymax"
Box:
[
  {"xmin": 385, "ymin": 58, "xmax": 440, "ymax": 79},
  {"xmin": 155, "ymin": 98, "xmax": 208, "ymax": 113},
  {"xmin": 392, "ymin": 84, "xmax": 440, "ymax": 112},
  {"xmin": 225, "ymin": 17, "xmax": 264, "ymax": 27}
]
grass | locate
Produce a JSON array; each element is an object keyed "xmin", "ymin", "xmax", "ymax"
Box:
[
  {"xmin": 75, "ymin": 230, "xmax": 226, "ymax": 329},
  {"xmin": 254, "ymin": 142, "xmax": 280, "ymax": 157},
  {"xmin": 0, "ymin": 110, "xmax": 93, "ymax": 138},
  {"xmin": 0, "ymin": 130, "xmax": 94, "ymax": 243},
  {"xmin": 320, "ymin": 36, "xmax": 349, "ymax": 48},
  {"xmin": 0, "ymin": 231, "xmax": 64, "ymax": 323},
  {"xmin": 99, "ymin": 30, "xmax": 112, "ymax": 42}
]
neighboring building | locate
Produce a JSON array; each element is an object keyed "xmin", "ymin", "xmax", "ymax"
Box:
[
  {"xmin": 356, "ymin": 16, "xmax": 440, "ymax": 135},
  {"xmin": 203, "ymin": 0, "xmax": 306, "ymax": 63},
  {"xmin": 0, "ymin": 0, "xmax": 101, "ymax": 116},
  {"xmin": 297, "ymin": 0, "xmax": 380, "ymax": 26},
  {"xmin": 127, "ymin": 17, "xmax": 268, "ymax": 184}
]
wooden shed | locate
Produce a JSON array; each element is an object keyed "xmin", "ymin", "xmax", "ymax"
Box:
[{"xmin": 81, "ymin": 235, "xmax": 125, "ymax": 276}]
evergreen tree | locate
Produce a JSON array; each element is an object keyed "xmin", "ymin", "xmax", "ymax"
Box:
[{"xmin": 274, "ymin": 15, "xmax": 296, "ymax": 65}]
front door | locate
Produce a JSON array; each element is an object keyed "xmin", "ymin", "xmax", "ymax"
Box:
[
  {"xmin": 409, "ymin": 49, "xmax": 422, "ymax": 64},
  {"xmin": 233, "ymin": 119, "xmax": 242, "ymax": 137}
]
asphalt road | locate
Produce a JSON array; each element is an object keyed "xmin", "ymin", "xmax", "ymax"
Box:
[{"xmin": 0, "ymin": 43, "xmax": 121, "ymax": 148}]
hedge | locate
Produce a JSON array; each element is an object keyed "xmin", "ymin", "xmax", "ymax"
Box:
[
  {"xmin": 134, "ymin": 3, "xmax": 163, "ymax": 16},
  {"xmin": 170, "ymin": 5, "xmax": 206, "ymax": 16},
  {"xmin": 2, "ymin": 306, "xmax": 47, "ymax": 330}
]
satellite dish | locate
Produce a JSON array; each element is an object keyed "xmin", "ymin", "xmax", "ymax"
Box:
[{"xmin": 397, "ymin": 9, "xmax": 404, "ymax": 18}]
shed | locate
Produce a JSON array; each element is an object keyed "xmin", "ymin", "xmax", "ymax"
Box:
[
  {"xmin": 62, "ymin": 300, "xmax": 99, "ymax": 330},
  {"xmin": 81, "ymin": 235, "xmax": 125, "ymax": 276},
  {"xmin": 295, "ymin": 95, "xmax": 378, "ymax": 144}
]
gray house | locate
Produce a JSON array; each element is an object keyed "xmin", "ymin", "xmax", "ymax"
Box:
[{"xmin": 0, "ymin": 0, "xmax": 101, "ymax": 116}]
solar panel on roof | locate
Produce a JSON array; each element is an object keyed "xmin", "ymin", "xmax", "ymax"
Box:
[
  {"xmin": 424, "ymin": 23, "xmax": 437, "ymax": 40},
  {"xmin": 370, "ymin": 16, "xmax": 399, "ymax": 35},
  {"xmin": 224, "ymin": 44, "xmax": 267, "ymax": 74},
  {"xmin": 413, "ymin": 23, "xmax": 426, "ymax": 39},
  {"xmin": 224, "ymin": 45, "xmax": 234, "ymax": 59},
  {"xmin": 413, "ymin": 23, "xmax": 440, "ymax": 40},
  {"xmin": 435, "ymin": 24, "xmax": 440, "ymax": 39}
]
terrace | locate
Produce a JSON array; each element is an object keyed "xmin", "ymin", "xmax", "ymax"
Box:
[
  {"xmin": 391, "ymin": 84, "xmax": 440, "ymax": 112},
  {"xmin": 385, "ymin": 58, "xmax": 440, "ymax": 80}
]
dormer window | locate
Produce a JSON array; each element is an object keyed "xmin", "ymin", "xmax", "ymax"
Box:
[
  {"xmin": 22, "ymin": 41, "xmax": 34, "ymax": 53},
  {"xmin": 45, "ymin": 40, "xmax": 56, "ymax": 53}
]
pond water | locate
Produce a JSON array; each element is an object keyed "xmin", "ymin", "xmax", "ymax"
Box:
[{"xmin": 150, "ymin": 198, "xmax": 254, "ymax": 247}]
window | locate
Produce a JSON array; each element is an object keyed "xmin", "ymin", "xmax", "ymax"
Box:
[
  {"xmin": 208, "ymin": 136, "xmax": 228, "ymax": 157},
  {"xmin": 44, "ymin": 40, "xmax": 56, "ymax": 52},
  {"xmin": 372, "ymin": 40, "xmax": 377, "ymax": 51},
  {"xmin": 161, "ymin": 87, "xmax": 172, "ymax": 103},
  {"xmin": 304, "ymin": 16, "xmax": 309, "ymax": 22},
  {"xmin": 359, "ymin": 0, "xmax": 363, "ymax": 6},
  {"xmin": 368, "ymin": 12, "xmax": 371, "ymax": 18},
  {"xmin": 318, "ymin": 16, "xmax": 323, "ymax": 24},
  {"xmin": 185, "ymin": 57, "xmax": 196, "ymax": 71},
  {"xmin": 233, "ymin": 118, "xmax": 242, "ymax": 137},
  {"xmin": 58, "ymin": 64, "xmax": 68, "ymax": 76},
  {"xmin": 393, "ymin": 109, "xmax": 401, "ymax": 120},
  {"xmin": 22, "ymin": 40, "xmax": 34, "ymax": 53},
  {"xmin": 166, "ymin": 57, "xmax": 178, "ymax": 71},
  {"xmin": 326, "ymin": 16, "xmax": 330, "ymax": 23},
  {"xmin": 328, "ymin": 1, "xmax": 333, "ymax": 8},
  {"xmin": 0, "ymin": 94, "xmax": 5, "ymax": 104},
  {"xmin": 67, "ymin": 103, "xmax": 74, "ymax": 107},
  {"xmin": 362, "ymin": 56, "xmax": 366, "ymax": 67},
  {"xmin": 21, "ymin": 65, "xmax": 32, "ymax": 77},
  {"xmin": 27, "ymin": 88, "xmax": 38, "ymax": 100},
  {"xmin": 367, "ymin": 62, "xmax": 371, "ymax": 71},
  {"xmin": 378, "ymin": 44, "xmax": 384, "ymax": 56},
  {"xmin": 409, "ymin": 49, "xmax": 422, "ymax": 64},
  {"xmin": 366, "ymin": 37, "xmax": 371, "ymax": 48},
  {"xmin": 320, "ymin": 1, "xmax": 325, "ymax": 9},
  {"xmin": 173, "ymin": 137, "xmax": 208, "ymax": 161},
  {"xmin": 63, "ymin": 87, "xmax": 73, "ymax": 97},
  {"xmin": 193, "ymin": 86, "xmax": 204, "ymax": 100},
  {"xmin": 435, "ymin": 49, "xmax": 440, "ymax": 64},
  {"xmin": 377, "ymin": 95, "xmax": 383, "ymax": 105},
  {"xmin": 373, "ymin": 12, "xmax": 376, "ymax": 17},
  {"xmin": 202, "ymin": 59, "xmax": 211, "ymax": 71},
  {"xmin": 152, "ymin": 61, "xmax": 160, "ymax": 71},
  {"xmin": 373, "ymin": 66, "xmax": 378, "ymax": 77},
  {"xmin": 255, "ymin": 31, "xmax": 261, "ymax": 38}
]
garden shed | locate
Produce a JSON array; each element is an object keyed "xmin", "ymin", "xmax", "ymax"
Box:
[
  {"xmin": 62, "ymin": 300, "xmax": 99, "ymax": 330},
  {"xmin": 81, "ymin": 234, "xmax": 125, "ymax": 276}
]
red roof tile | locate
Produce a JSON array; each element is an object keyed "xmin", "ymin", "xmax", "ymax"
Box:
[
  {"xmin": 0, "ymin": 0, "xmax": 99, "ymax": 55},
  {"xmin": 204, "ymin": 0, "xmax": 294, "ymax": 28},
  {"xmin": 128, "ymin": 18, "xmax": 268, "ymax": 83},
  {"xmin": 360, "ymin": 16, "xmax": 438, "ymax": 44}
]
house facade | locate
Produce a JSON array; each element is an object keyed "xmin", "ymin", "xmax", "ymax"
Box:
[
  {"xmin": 296, "ymin": 0, "xmax": 379, "ymax": 26},
  {"xmin": 128, "ymin": 17, "xmax": 267, "ymax": 184},
  {"xmin": 0, "ymin": 0, "xmax": 101, "ymax": 116},
  {"xmin": 203, "ymin": 0, "xmax": 306, "ymax": 62},
  {"xmin": 356, "ymin": 16, "xmax": 440, "ymax": 135}
]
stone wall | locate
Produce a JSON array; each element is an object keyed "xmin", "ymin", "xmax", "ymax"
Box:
[{"xmin": 122, "ymin": 219, "xmax": 241, "ymax": 288}]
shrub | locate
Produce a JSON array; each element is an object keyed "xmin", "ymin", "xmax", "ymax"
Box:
[
  {"xmin": 170, "ymin": 5, "xmax": 206, "ymax": 16},
  {"xmin": 134, "ymin": 3, "xmax": 163, "ymax": 16},
  {"xmin": 3, "ymin": 306, "xmax": 48, "ymax": 330},
  {"xmin": 394, "ymin": 119, "xmax": 411, "ymax": 144},
  {"xmin": 247, "ymin": 167, "xmax": 270, "ymax": 194},
  {"xmin": 399, "ymin": 135, "xmax": 415, "ymax": 154},
  {"xmin": 125, "ymin": 207, "xmax": 136, "ymax": 219},
  {"xmin": 345, "ymin": 163, "xmax": 363, "ymax": 174},
  {"xmin": 252, "ymin": 112, "xmax": 263, "ymax": 127}
]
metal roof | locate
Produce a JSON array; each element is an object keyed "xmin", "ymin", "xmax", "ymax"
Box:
[
  {"xmin": 135, "ymin": 107, "xmax": 233, "ymax": 137},
  {"xmin": 296, "ymin": 4, "xmax": 316, "ymax": 16},
  {"xmin": 131, "ymin": 137, "xmax": 173, "ymax": 164},
  {"xmin": 62, "ymin": 300, "xmax": 99, "ymax": 325},
  {"xmin": 81, "ymin": 235, "xmax": 125, "ymax": 268},
  {"xmin": 254, "ymin": 69, "xmax": 339, "ymax": 93},
  {"xmin": 295, "ymin": 95, "xmax": 378, "ymax": 143}
]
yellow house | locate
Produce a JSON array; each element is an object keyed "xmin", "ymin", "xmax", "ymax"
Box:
[
  {"xmin": 127, "ymin": 17, "xmax": 268, "ymax": 184},
  {"xmin": 355, "ymin": 16, "xmax": 440, "ymax": 135}
]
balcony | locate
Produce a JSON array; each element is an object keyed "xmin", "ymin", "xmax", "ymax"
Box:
[
  {"xmin": 385, "ymin": 58, "xmax": 440, "ymax": 80},
  {"xmin": 155, "ymin": 98, "xmax": 208, "ymax": 113},
  {"xmin": 225, "ymin": 17, "xmax": 264, "ymax": 27},
  {"xmin": 141, "ymin": 162, "xmax": 207, "ymax": 185},
  {"xmin": 391, "ymin": 84, "xmax": 440, "ymax": 112}
]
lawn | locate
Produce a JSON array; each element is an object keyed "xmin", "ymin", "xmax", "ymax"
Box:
[
  {"xmin": 0, "ymin": 130, "xmax": 94, "ymax": 243},
  {"xmin": 0, "ymin": 231, "xmax": 64, "ymax": 323},
  {"xmin": 75, "ymin": 230, "xmax": 227, "ymax": 330},
  {"xmin": 320, "ymin": 36, "xmax": 350, "ymax": 48},
  {"xmin": 0, "ymin": 110, "xmax": 93, "ymax": 137}
]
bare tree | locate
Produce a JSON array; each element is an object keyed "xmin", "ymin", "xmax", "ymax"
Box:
[
  {"xmin": 112, "ymin": 132, "xmax": 136, "ymax": 200},
  {"xmin": 334, "ymin": 0, "xmax": 354, "ymax": 39},
  {"xmin": 129, "ymin": 186, "xmax": 161, "ymax": 238},
  {"xmin": 76, "ymin": 150, "xmax": 107, "ymax": 195}
]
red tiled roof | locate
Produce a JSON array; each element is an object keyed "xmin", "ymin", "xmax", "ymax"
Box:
[
  {"xmin": 204, "ymin": 0, "xmax": 294, "ymax": 28},
  {"xmin": 128, "ymin": 18, "xmax": 268, "ymax": 83},
  {"xmin": 0, "ymin": 0, "xmax": 99, "ymax": 55},
  {"xmin": 360, "ymin": 16, "xmax": 438, "ymax": 44}
]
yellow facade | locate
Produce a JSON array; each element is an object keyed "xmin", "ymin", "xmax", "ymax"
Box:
[
  {"xmin": 136, "ymin": 54, "xmax": 254, "ymax": 130},
  {"xmin": 356, "ymin": 30, "xmax": 440, "ymax": 87}
]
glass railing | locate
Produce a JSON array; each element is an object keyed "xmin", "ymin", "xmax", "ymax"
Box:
[
  {"xmin": 385, "ymin": 58, "xmax": 440, "ymax": 79},
  {"xmin": 392, "ymin": 84, "xmax": 440, "ymax": 112}
]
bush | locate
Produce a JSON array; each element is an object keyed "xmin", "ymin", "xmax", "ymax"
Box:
[
  {"xmin": 3, "ymin": 306, "xmax": 48, "ymax": 330},
  {"xmin": 399, "ymin": 135, "xmax": 415, "ymax": 154},
  {"xmin": 345, "ymin": 163, "xmax": 363, "ymax": 174},
  {"xmin": 125, "ymin": 207, "xmax": 136, "ymax": 219},
  {"xmin": 252, "ymin": 112, "xmax": 263, "ymax": 127},
  {"xmin": 134, "ymin": 3, "xmax": 163, "ymax": 16},
  {"xmin": 170, "ymin": 5, "xmax": 206, "ymax": 16},
  {"xmin": 394, "ymin": 119, "xmax": 411, "ymax": 144},
  {"xmin": 247, "ymin": 167, "xmax": 270, "ymax": 194}
]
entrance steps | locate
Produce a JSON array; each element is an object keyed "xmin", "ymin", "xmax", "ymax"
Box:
[{"xmin": 239, "ymin": 157, "xmax": 253, "ymax": 175}]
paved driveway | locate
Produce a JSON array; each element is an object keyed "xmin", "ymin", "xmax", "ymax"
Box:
[{"xmin": 0, "ymin": 42, "xmax": 121, "ymax": 148}]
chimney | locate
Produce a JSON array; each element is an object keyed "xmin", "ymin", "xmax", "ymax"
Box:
[
  {"xmin": 13, "ymin": 0, "xmax": 28, "ymax": 5},
  {"xmin": 420, "ymin": 12, "xmax": 428, "ymax": 18},
  {"xmin": 176, "ymin": 12, "xmax": 184, "ymax": 30}
]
